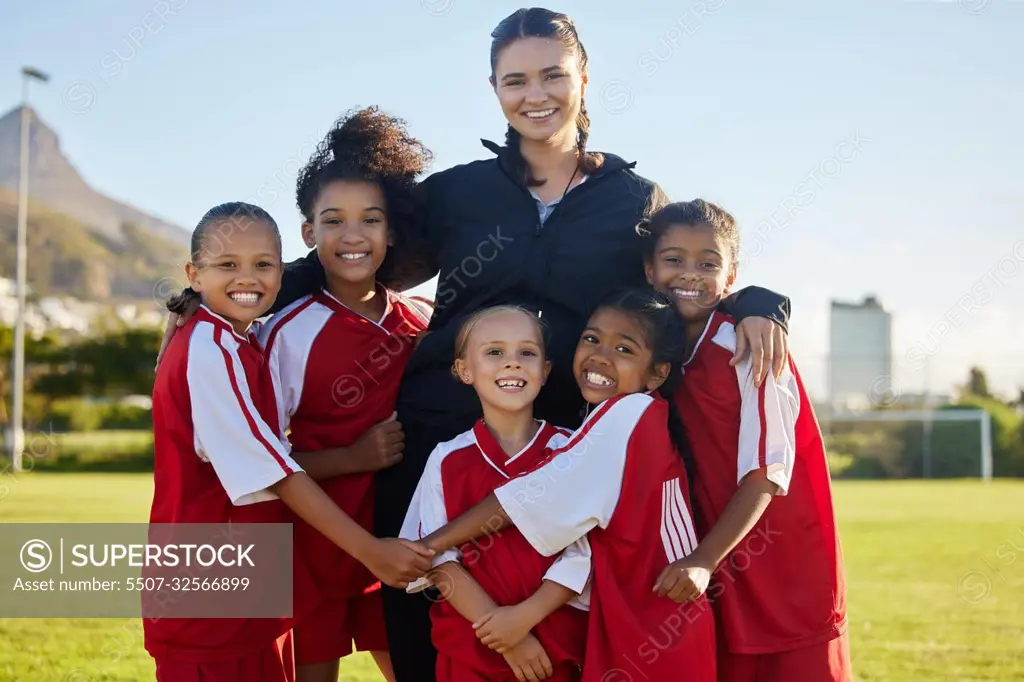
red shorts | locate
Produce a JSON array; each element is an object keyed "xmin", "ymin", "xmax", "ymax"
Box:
[
  {"xmin": 436, "ymin": 653, "xmax": 582, "ymax": 682},
  {"xmin": 718, "ymin": 633, "xmax": 852, "ymax": 682},
  {"xmin": 292, "ymin": 589, "xmax": 388, "ymax": 665},
  {"xmin": 154, "ymin": 631, "xmax": 294, "ymax": 682}
]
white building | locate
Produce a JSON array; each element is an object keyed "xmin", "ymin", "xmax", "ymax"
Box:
[{"xmin": 828, "ymin": 295, "xmax": 893, "ymax": 411}]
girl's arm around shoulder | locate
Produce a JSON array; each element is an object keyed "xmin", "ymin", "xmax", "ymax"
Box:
[
  {"xmin": 492, "ymin": 393, "xmax": 656, "ymax": 557},
  {"xmin": 719, "ymin": 286, "xmax": 792, "ymax": 387},
  {"xmin": 720, "ymin": 286, "xmax": 791, "ymax": 333}
]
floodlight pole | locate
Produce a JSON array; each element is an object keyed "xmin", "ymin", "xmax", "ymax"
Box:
[{"xmin": 9, "ymin": 66, "xmax": 49, "ymax": 472}]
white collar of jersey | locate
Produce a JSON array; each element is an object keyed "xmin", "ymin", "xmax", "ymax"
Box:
[
  {"xmin": 683, "ymin": 313, "xmax": 716, "ymax": 367},
  {"xmin": 199, "ymin": 304, "xmax": 253, "ymax": 343},
  {"xmin": 320, "ymin": 285, "xmax": 393, "ymax": 327},
  {"xmin": 474, "ymin": 419, "xmax": 548, "ymax": 479}
]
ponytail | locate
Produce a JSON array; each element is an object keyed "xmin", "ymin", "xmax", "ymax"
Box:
[
  {"xmin": 575, "ymin": 99, "xmax": 603, "ymax": 176},
  {"xmin": 503, "ymin": 107, "xmax": 604, "ymax": 188},
  {"xmin": 166, "ymin": 287, "xmax": 201, "ymax": 315}
]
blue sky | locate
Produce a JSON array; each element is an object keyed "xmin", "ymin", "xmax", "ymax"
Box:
[{"xmin": 2, "ymin": 0, "xmax": 1022, "ymax": 401}]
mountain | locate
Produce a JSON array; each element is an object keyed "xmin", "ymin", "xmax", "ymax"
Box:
[
  {"xmin": 0, "ymin": 106, "xmax": 188, "ymax": 247},
  {"xmin": 0, "ymin": 189, "xmax": 187, "ymax": 300},
  {"xmin": 0, "ymin": 106, "xmax": 189, "ymax": 300}
]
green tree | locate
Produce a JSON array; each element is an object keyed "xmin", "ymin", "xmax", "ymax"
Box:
[{"xmin": 964, "ymin": 366, "xmax": 992, "ymax": 399}]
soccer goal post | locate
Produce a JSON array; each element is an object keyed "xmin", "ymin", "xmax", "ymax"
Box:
[{"xmin": 820, "ymin": 409, "xmax": 993, "ymax": 480}]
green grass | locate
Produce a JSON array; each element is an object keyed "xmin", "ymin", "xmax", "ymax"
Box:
[
  {"xmin": 1, "ymin": 475, "xmax": 1022, "ymax": 681},
  {"xmin": 16, "ymin": 431, "xmax": 154, "ymax": 472}
]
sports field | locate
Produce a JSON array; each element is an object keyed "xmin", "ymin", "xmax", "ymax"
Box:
[{"xmin": 0, "ymin": 474, "xmax": 1021, "ymax": 681}]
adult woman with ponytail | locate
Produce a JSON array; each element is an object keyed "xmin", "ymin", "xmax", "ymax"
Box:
[
  {"xmin": 159, "ymin": 8, "xmax": 792, "ymax": 681},
  {"xmin": 287, "ymin": 9, "xmax": 789, "ymax": 681}
]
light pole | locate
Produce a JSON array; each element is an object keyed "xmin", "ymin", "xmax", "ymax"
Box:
[{"xmin": 9, "ymin": 66, "xmax": 49, "ymax": 472}]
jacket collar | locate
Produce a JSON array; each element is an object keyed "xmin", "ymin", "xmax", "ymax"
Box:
[{"xmin": 480, "ymin": 138, "xmax": 636, "ymax": 184}]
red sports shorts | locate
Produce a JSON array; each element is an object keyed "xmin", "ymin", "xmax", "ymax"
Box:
[
  {"xmin": 718, "ymin": 632, "xmax": 852, "ymax": 682},
  {"xmin": 154, "ymin": 630, "xmax": 295, "ymax": 682},
  {"xmin": 292, "ymin": 588, "xmax": 388, "ymax": 665}
]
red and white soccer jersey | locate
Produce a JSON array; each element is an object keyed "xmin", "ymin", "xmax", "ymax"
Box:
[
  {"xmin": 493, "ymin": 393, "xmax": 717, "ymax": 682},
  {"xmin": 146, "ymin": 306, "xmax": 301, "ymax": 664},
  {"xmin": 401, "ymin": 421, "xmax": 590, "ymax": 681},
  {"xmin": 675, "ymin": 310, "xmax": 848, "ymax": 655},
  {"xmin": 259, "ymin": 287, "xmax": 429, "ymax": 659}
]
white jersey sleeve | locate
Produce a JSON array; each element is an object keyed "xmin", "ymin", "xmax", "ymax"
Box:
[
  {"xmin": 736, "ymin": 354, "xmax": 800, "ymax": 495},
  {"xmin": 494, "ymin": 393, "xmax": 653, "ymax": 557},
  {"xmin": 400, "ymin": 441, "xmax": 463, "ymax": 593},
  {"xmin": 258, "ymin": 297, "xmax": 325, "ymax": 440},
  {"xmin": 542, "ymin": 536, "xmax": 592, "ymax": 601},
  {"xmin": 188, "ymin": 323, "xmax": 300, "ymax": 505}
]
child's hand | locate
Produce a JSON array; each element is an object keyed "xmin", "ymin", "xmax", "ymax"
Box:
[
  {"xmin": 473, "ymin": 604, "xmax": 534, "ymax": 653},
  {"xmin": 654, "ymin": 556, "xmax": 713, "ymax": 603},
  {"xmin": 351, "ymin": 412, "xmax": 404, "ymax": 471},
  {"xmin": 363, "ymin": 538, "xmax": 433, "ymax": 589},
  {"xmin": 502, "ymin": 633, "xmax": 553, "ymax": 682}
]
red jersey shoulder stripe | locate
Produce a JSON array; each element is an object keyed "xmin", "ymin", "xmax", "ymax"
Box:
[
  {"xmin": 261, "ymin": 296, "xmax": 318, "ymax": 354},
  {"xmin": 757, "ymin": 379, "xmax": 768, "ymax": 468}
]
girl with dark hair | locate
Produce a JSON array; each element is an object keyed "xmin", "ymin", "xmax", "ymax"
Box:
[
  {"xmin": 256, "ymin": 107, "xmax": 437, "ymax": 682},
  {"xmin": 417, "ymin": 287, "xmax": 717, "ymax": 682},
  {"xmin": 157, "ymin": 10, "xmax": 792, "ymax": 680},
  {"xmin": 147, "ymin": 202, "xmax": 431, "ymax": 682},
  {"xmin": 641, "ymin": 200, "xmax": 851, "ymax": 682}
]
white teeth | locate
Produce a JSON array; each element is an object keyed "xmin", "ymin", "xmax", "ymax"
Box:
[
  {"xmin": 672, "ymin": 288, "xmax": 701, "ymax": 299},
  {"xmin": 340, "ymin": 253, "xmax": 370, "ymax": 260},
  {"xmin": 585, "ymin": 371, "xmax": 614, "ymax": 386},
  {"xmin": 497, "ymin": 378, "xmax": 526, "ymax": 388},
  {"xmin": 229, "ymin": 292, "xmax": 261, "ymax": 305},
  {"xmin": 524, "ymin": 109, "xmax": 556, "ymax": 118}
]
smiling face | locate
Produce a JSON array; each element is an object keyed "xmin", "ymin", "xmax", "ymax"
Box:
[
  {"xmin": 645, "ymin": 223, "xmax": 737, "ymax": 324},
  {"xmin": 454, "ymin": 308, "xmax": 550, "ymax": 415},
  {"xmin": 573, "ymin": 307, "xmax": 670, "ymax": 405},
  {"xmin": 186, "ymin": 218, "xmax": 282, "ymax": 334},
  {"xmin": 492, "ymin": 36, "xmax": 586, "ymax": 145},
  {"xmin": 302, "ymin": 179, "xmax": 389, "ymax": 290}
]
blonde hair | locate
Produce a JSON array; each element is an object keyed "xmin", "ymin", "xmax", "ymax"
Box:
[{"xmin": 451, "ymin": 305, "xmax": 546, "ymax": 381}]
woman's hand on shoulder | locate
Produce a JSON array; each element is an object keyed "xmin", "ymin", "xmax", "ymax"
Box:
[{"xmin": 731, "ymin": 317, "xmax": 788, "ymax": 387}]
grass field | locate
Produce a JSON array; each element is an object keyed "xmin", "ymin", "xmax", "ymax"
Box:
[{"xmin": 0, "ymin": 474, "xmax": 1021, "ymax": 681}]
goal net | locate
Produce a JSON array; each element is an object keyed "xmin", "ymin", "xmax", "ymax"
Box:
[{"xmin": 818, "ymin": 409, "xmax": 992, "ymax": 480}]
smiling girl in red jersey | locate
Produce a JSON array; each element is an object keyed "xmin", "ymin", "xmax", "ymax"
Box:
[
  {"xmin": 257, "ymin": 107, "xmax": 435, "ymax": 682},
  {"xmin": 147, "ymin": 202, "xmax": 431, "ymax": 682},
  {"xmin": 642, "ymin": 200, "xmax": 851, "ymax": 682},
  {"xmin": 415, "ymin": 289, "xmax": 718, "ymax": 682},
  {"xmin": 400, "ymin": 306, "xmax": 591, "ymax": 682}
]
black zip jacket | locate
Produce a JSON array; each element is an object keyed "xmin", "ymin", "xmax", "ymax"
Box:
[{"xmin": 274, "ymin": 140, "xmax": 791, "ymax": 431}]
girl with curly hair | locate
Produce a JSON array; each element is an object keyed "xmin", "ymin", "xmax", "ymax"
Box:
[{"xmin": 254, "ymin": 106, "xmax": 437, "ymax": 682}]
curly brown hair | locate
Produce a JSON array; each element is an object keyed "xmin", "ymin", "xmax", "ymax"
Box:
[{"xmin": 295, "ymin": 106, "xmax": 433, "ymax": 288}]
